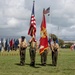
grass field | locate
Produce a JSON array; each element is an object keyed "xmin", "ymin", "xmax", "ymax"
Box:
[{"xmin": 0, "ymin": 48, "xmax": 75, "ymax": 75}]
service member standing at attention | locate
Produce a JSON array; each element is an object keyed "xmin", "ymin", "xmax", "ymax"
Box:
[
  {"xmin": 19, "ymin": 36, "xmax": 27, "ymax": 66},
  {"xmin": 51, "ymin": 38, "xmax": 59, "ymax": 66},
  {"xmin": 29, "ymin": 37, "xmax": 38, "ymax": 67},
  {"xmin": 41, "ymin": 49, "xmax": 48, "ymax": 66}
]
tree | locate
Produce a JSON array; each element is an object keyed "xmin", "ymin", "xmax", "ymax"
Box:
[
  {"xmin": 49, "ymin": 33, "xmax": 64, "ymax": 46},
  {"xmin": 58, "ymin": 39, "xmax": 64, "ymax": 46},
  {"xmin": 49, "ymin": 34, "xmax": 57, "ymax": 39}
]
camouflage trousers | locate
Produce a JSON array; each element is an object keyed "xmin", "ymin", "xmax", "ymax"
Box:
[
  {"xmin": 52, "ymin": 50, "xmax": 58, "ymax": 66},
  {"xmin": 41, "ymin": 50, "xmax": 48, "ymax": 65},
  {"xmin": 20, "ymin": 48, "xmax": 26, "ymax": 65},
  {"xmin": 29, "ymin": 47, "xmax": 36, "ymax": 66}
]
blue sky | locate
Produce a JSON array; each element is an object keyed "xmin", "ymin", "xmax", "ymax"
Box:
[{"xmin": 0, "ymin": 0, "xmax": 75, "ymax": 40}]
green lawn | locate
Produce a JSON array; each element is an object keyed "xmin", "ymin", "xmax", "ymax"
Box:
[{"xmin": 0, "ymin": 48, "xmax": 75, "ymax": 75}]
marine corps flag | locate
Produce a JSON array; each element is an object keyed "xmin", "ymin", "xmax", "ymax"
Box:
[
  {"xmin": 39, "ymin": 9, "xmax": 48, "ymax": 54},
  {"xmin": 28, "ymin": 1, "xmax": 36, "ymax": 37}
]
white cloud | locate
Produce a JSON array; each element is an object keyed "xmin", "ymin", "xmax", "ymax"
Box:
[
  {"xmin": 17, "ymin": 30, "xmax": 27, "ymax": 36},
  {"xmin": 68, "ymin": 18, "xmax": 75, "ymax": 24},
  {"xmin": 70, "ymin": 25, "xmax": 75, "ymax": 29},
  {"xmin": 4, "ymin": 0, "xmax": 30, "ymax": 19},
  {"xmin": 5, "ymin": 0, "xmax": 25, "ymax": 7},
  {"xmin": 7, "ymin": 18, "xmax": 19, "ymax": 27}
]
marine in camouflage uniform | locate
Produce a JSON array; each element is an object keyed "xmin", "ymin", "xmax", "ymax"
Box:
[
  {"xmin": 19, "ymin": 36, "xmax": 27, "ymax": 66},
  {"xmin": 29, "ymin": 37, "xmax": 37, "ymax": 67},
  {"xmin": 51, "ymin": 38, "xmax": 59, "ymax": 66},
  {"xmin": 41, "ymin": 49, "xmax": 48, "ymax": 66}
]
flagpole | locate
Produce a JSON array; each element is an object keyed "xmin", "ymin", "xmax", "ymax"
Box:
[
  {"xmin": 47, "ymin": 7, "xmax": 51, "ymax": 38},
  {"xmin": 33, "ymin": 0, "xmax": 35, "ymax": 39},
  {"xmin": 33, "ymin": 0, "xmax": 35, "ymax": 5},
  {"xmin": 33, "ymin": 0, "xmax": 35, "ymax": 2},
  {"xmin": 32, "ymin": 0, "xmax": 35, "ymax": 38},
  {"xmin": 57, "ymin": 25, "xmax": 59, "ymax": 42},
  {"xmin": 43, "ymin": 7, "xmax": 50, "ymax": 38},
  {"xmin": 28, "ymin": 0, "xmax": 36, "ymax": 39}
]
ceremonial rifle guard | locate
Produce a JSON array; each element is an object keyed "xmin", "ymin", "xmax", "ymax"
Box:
[
  {"xmin": 51, "ymin": 38, "xmax": 59, "ymax": 66},
  {"xmin": 19, "ymin": 36, "xmax": 27, "ymax": 66}
]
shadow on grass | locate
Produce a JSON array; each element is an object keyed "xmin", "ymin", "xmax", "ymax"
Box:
[
  {"xmin": 15, "ymin": 63, "xmax": 30, "ymax": 66},
  {"xmin": 47, "ymin": 64, "xmax": 53, "ymax": 66},
  {"xmin": 30, "ymin": 66, "xmax": 41, "ymax": 68},
  {"xmin": 47, "ymin": 64, "xmax": 57, "ymax": 67},
  {"xmin": 15, "ymin": 63, "xmax": 21, "ymax": 66},
  {"xmin": 15, "ymin": 63, "xmax": 41, "ymax": 68},
  {"xmin": 36, "ymin": 63, "xmax": 42, "ymax": 66},
  {"xmin": 36, "ymin": 63, "xmax": 53, "ymax": 66},
  {"xmin": 36, "ymin": 63, "xmax": 56, "ymax": 67},
  {"xmin": 36, "ymin": 63, "xmax": 47, "ymax": 66}
]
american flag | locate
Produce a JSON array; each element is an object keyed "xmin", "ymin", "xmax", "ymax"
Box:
[
  {"xmin": 43, "ymin": 7, "xmax": 50, "ymax": 15},
  {"xmin": 28, "ymin": 1, "xmax": 36, "ymax": 37}
]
